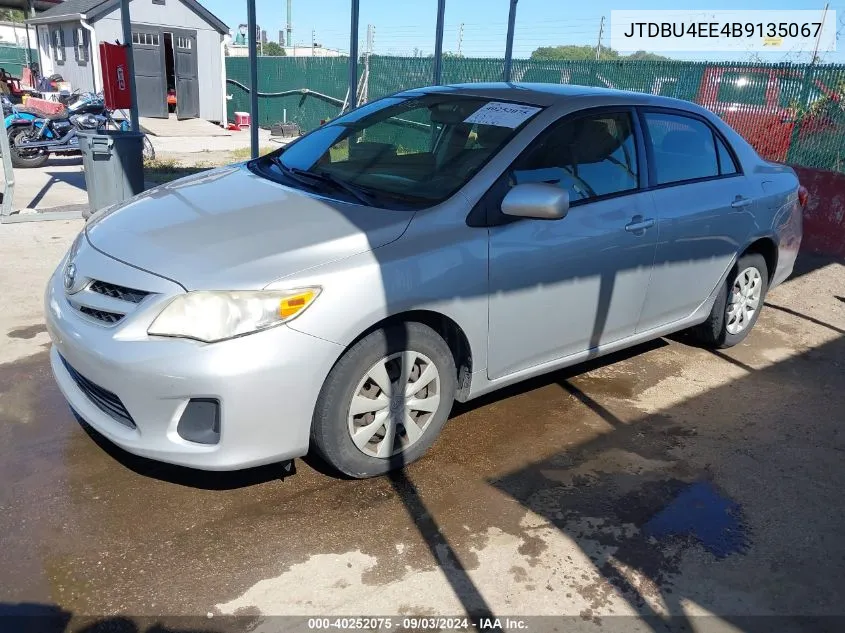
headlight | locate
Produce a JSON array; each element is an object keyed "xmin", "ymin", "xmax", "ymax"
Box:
[{"xmin": 148, "ymin": 288, "xmax": 320, "ymax": 343}]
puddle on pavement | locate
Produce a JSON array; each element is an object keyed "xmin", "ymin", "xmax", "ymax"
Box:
[{"xmin": 6, "ymin": 324, "xmax": 48, "ymax": 340}]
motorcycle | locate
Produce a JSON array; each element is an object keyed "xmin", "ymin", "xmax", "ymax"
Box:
[{"xmin": 3, "ymin": 91, "xmax": 155, "ymax": 168}]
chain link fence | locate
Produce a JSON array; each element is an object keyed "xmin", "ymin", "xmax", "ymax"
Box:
[{"xmin": 226, "ymin": 56, "xmax": 845, "ymax": 172}]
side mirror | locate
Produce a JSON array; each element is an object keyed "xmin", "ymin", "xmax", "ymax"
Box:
[{"xmin": 501, "ymin": 183, "xmax": 570, "ymax": 220}]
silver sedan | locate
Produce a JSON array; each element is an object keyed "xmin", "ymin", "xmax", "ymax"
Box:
[{"xmin": 45, "ymin": 83, "xmax": 804, "ymax": 478}]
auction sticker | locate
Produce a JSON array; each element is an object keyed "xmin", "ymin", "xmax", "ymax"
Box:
[{"xmin": 464, "ymin": 102, "xmax": 542, "ymax": 128}]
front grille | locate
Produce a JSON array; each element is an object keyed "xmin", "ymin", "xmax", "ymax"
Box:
[
  {"xmin": 60, "ymin": 355, "xmax": 136, "ymax": 429},
  {"xmin": 78, "ymin": 305, "xmax": 123, "ymax": 324},
  {"xmin": 88, "ymin": 280, "xmax": 150, "ymax": 304}
]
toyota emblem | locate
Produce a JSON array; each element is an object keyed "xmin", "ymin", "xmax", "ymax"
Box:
[{"xmin": 64, "ymin": 261, "xmax": 77, "ymax": 290}]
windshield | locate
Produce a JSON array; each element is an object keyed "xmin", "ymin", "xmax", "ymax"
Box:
[{"xmin": 253, "ymin": 94, "xmax": 543, "ymax": 209}]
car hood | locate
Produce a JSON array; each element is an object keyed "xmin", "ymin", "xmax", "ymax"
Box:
[{"xmin": 85, "ymin": 165, "xmax": 413, "ymax": 290}]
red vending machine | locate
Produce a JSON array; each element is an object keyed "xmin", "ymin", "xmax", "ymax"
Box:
[{"xmin": 99, "ymin": 42, "xmax": 132, "ymax": 110}]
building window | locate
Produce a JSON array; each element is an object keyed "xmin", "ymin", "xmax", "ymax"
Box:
[
  {"xmin": 131, "ymin": 32, "xmax": 160, "ymax": 46},
  {"xmin": 176, "ymin": 36, "xmax": 192, "ymax": 50},
  {"xmin": 73, "ymin": 27, "xmax": 90, "ymax": 63},
  {"xmin": 51, "ymin": 27, "xmax": 65, "ymax": 64}
]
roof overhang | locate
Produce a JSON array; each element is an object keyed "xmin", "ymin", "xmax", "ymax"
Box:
[{"xmin": 26, "ymin": 12, "xmax": 85, "ymax": 24}]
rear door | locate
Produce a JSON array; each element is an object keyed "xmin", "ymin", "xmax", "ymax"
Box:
[
  {"xmin": 636, "ymin": 108, "xmax": 758, "ymax": 332},
  {"xmin": 131, "ymin": 27, "xmax": 167, "ymax": 118},
  {"xmin": 173, "ymin": 30, "xmax": 199, "ymax": 120}
]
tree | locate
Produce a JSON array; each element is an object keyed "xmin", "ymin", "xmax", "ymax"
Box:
[
  {"xmin": 262, "ymin": 41, "xmax": 286, "ymax": 56},
  {"xmin": 626, "ymin": 50, "xmax": 672, "ymax": 61},
  {"xmin": 530, "ymin": 45, "xmax": 670, "ymax": 61},
  {"xmin": 0, "ymin": 9, "xmax": 25, "ymax": 21}
]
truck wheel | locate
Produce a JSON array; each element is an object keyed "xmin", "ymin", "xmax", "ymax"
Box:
[
  {"xmin": 311, "ymin": 322, "xmax": 457, "ymax": 478},
  {"xmin": 690, "ymin": 252, "xmax": 769, "ymax": 349},
  {"xmin": 9, "ymin": 127, "xmax": 49, "ymax": 168}
]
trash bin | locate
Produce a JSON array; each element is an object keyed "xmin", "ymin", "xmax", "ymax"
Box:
[{"xmin": 79, "ymin": 130, "xmax": 145, "ymax": 219}]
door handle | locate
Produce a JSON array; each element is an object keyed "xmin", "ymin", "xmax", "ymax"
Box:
[
  {"xmin": 731, "ymin": 196, "xmax": 753, "ymax": 209},
  {"xmin": 625, "ymin": 217, "xmax": 655, "ymax": 233}
]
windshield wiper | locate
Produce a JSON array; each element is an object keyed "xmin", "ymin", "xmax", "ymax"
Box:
[{"xmin": 271, "ymin": 159, "xmax": 374, "ymax": 206}]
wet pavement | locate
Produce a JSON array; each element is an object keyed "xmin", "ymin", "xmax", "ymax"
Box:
[{"xmin": 1, "ymin": 220, "xmax": 844, "ymax": 633}]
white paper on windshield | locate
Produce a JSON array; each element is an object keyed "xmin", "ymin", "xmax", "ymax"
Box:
[{"xmin": 463, "ymin": 102, "xmax": 541, "ymax": 128}]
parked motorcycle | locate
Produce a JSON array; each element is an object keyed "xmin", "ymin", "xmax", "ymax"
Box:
[{"xmin": 3, "ymin": 91, "xmax": 155, "ymax": 168}]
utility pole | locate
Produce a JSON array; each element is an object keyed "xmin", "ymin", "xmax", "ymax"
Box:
[
  {"xmin": 811, "ymin": 2, "xmax": 829, "ymax": 64},
  {"xmin": 366, "ymin": 23, "xmax": 374, "ymax": 55},
  {"xmin": 596, "ymin": 16, "xmax": 605, "ymax": 60},
  {"xmin": 286, "ymin": 0, "xmax": 293, "ymax": 52},
  {"xmin": 312, "ymin": 28, "xmax": 316, "ymax": 55},
  {"xmin": 457, "ymin": 22, "xmax": 464, "ymax": 57}
]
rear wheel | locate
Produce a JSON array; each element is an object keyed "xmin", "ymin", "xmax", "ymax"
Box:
[
  {"xmin": 8, "ymin": 126, "xmax": 49, "ymax": 168},
  {"xmin": 311, "ymin": 323, "xmax": 457, "ymax": 478},
  {"xmin": 690, "ymin": 252, "xmax": 769, "ymax": 349}
]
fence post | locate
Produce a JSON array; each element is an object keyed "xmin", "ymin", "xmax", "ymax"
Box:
[
  {"xmin": 433, "ymin": 0, "xmax": 446, "ymax": 85},
  {"xmin": 502, "ymin": 0, "xmax": 518, "ymax": 82},
  {"xmin": 347, "ymin": 0, "xmax": 360, "ymax": 112}
]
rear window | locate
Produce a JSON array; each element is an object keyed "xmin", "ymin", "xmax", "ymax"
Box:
[{"xmin": 717, "ymin": 71, "xmax": 768, "ymax": 106}]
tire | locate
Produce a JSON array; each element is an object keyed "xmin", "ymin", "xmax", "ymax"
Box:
[
  {"xmin": 690, "ymin": 252, "xmax": 769, "ymax": 349},
  {"xmin": 142, "ymin": 134, "xmax": 155, "ymax": 161},
  {"xmin": 311, "ymin": 322, "xmax": 457, "ymax": 478},
  {"xmin": 8, "ymin": 126, "xmax": 49, "ymax": 168}
]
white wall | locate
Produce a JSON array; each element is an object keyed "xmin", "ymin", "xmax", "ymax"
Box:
[{"xmin": 0, "ymin": 21, "xmax": 37, "ymax": 48}]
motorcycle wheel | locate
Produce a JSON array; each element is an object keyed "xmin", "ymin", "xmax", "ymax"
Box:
[
  {"xmin": 142, "ymin": 135, "xmax": 155, "ymax": 161},
  {"xmin": 8, "ymin": 126, "xmax": 49, "ymax": 169}
]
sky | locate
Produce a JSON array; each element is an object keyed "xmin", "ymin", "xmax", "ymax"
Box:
[{"xmin": 202, "ymin": 0, "xmax": 844, "ymax": 63}]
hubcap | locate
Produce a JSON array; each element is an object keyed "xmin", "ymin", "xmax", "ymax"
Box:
[
  {"xmin": 347, "ymin": 351, "xmax": 441, "ymax": 459},
  {"xmin": 726, "ymin": 266, "xmax": 763, "ymax": 335}
]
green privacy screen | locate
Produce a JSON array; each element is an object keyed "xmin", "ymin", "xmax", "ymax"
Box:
[
  {"xmin": 225, "ymin": 56, "xmax": 845, "ymax": 172},
  {"xmin": 0, "ymin": 45, "xmax": 38, "ymax": 79}
]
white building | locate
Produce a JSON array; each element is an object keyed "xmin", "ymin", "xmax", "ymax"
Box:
[
  {"xmin": 226, "ymin": 43, "xmax": 344, "ymax": 58},
  {"xmin": 0, "ymin": 20, "xmax": 37, "ymax": 48}
]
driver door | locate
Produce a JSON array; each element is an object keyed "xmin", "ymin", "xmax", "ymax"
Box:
[{"xmin": 487, "ymin": 108, "xmax": 658, "ymax": 380}]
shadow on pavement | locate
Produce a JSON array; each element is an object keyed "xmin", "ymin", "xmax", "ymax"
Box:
[
  {"xmin": 491, "ymin": 334, "xmax": 845, "ymax": 630},
  {"xmin": 73, "ymin": 412, "xmax": 295, "ymax": 490}
]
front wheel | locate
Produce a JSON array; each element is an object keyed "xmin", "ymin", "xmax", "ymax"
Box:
[
  {"xmin": 690, "ymin": 252, "xmax": 769, "ymax": 349},
  {"xmin": 8, "ymin": 126, "xmax": 49, "ymax": 168},
  {"xmin": 310, "ymin": 322, "xmax": 457, "ymax": 478},
  {"xmin": 142, "ymin": 134, "xmax": 155, "ymax": 161}
]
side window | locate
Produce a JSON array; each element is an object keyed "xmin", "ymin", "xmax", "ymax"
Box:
[
  {"xmin": 513, "ymin": 112, "xmax": 639, "ymax": 203},
  {"xmin": 644, "ymin": 112, "xmax": 719, "ymax": 185},
  {"xmin": 51, "ymin": 28, "xmax": 65, "ymax": 63},
  {"xmin": 73, "ymin": 27, "xmax": 90, "ymax": 63},
  {"xmin": 716, "ymin": 71, "xmax": 768, "ymax": 106},
  {"xmin": 716, "ymin": 136, "xmax": 738, "ymax": 176}
]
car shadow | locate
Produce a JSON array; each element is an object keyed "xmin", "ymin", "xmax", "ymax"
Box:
[{"xmin": 72, "ymin": 411, "xmax": 295, "ymax": 490}]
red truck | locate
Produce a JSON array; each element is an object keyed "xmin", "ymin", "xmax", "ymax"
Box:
[{"xmin": 696, "ymin": 65, "xmax": 840, "ymax": 163}]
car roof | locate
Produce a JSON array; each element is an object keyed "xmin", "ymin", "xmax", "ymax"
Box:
[{"xmin": 402, "ymin": 82, "xmax": 699, "ymax": 111}]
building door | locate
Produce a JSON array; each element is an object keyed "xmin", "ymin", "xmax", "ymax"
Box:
[
  {"xmin": 131, "ymin": 26, "xmax": 167, "ymax": 118},
  {"xmin": 172, "ymin": 29, "xmax": 199, "ymax": 119}
]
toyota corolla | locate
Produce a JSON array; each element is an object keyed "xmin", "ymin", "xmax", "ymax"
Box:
[{"xmin": 45, "ymin": 83, "xmax": 803, "ymax": 478}]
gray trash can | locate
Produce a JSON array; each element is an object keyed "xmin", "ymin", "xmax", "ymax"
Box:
[{"xmin": 79, "ymin": 130, "xmax": 146, "ymax": 219}]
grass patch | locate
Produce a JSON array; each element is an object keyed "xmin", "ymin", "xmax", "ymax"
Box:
[
  {"xmin": 229, "ymin": 146, "xmax": 276, "ymax": 161},
  {"xmin": 144, "ymin": 158, "xmax": 213, "ymax": 185}
]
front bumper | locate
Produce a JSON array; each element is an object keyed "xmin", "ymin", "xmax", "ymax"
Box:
[{"xmin": 45, "ymin": 241, "xmax": 343, "ymax": 471}]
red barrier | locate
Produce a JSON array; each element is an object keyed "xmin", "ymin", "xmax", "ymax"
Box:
[{"xmin": 791, "ymin": 166, "xmax": 845, "ymax": 260}]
